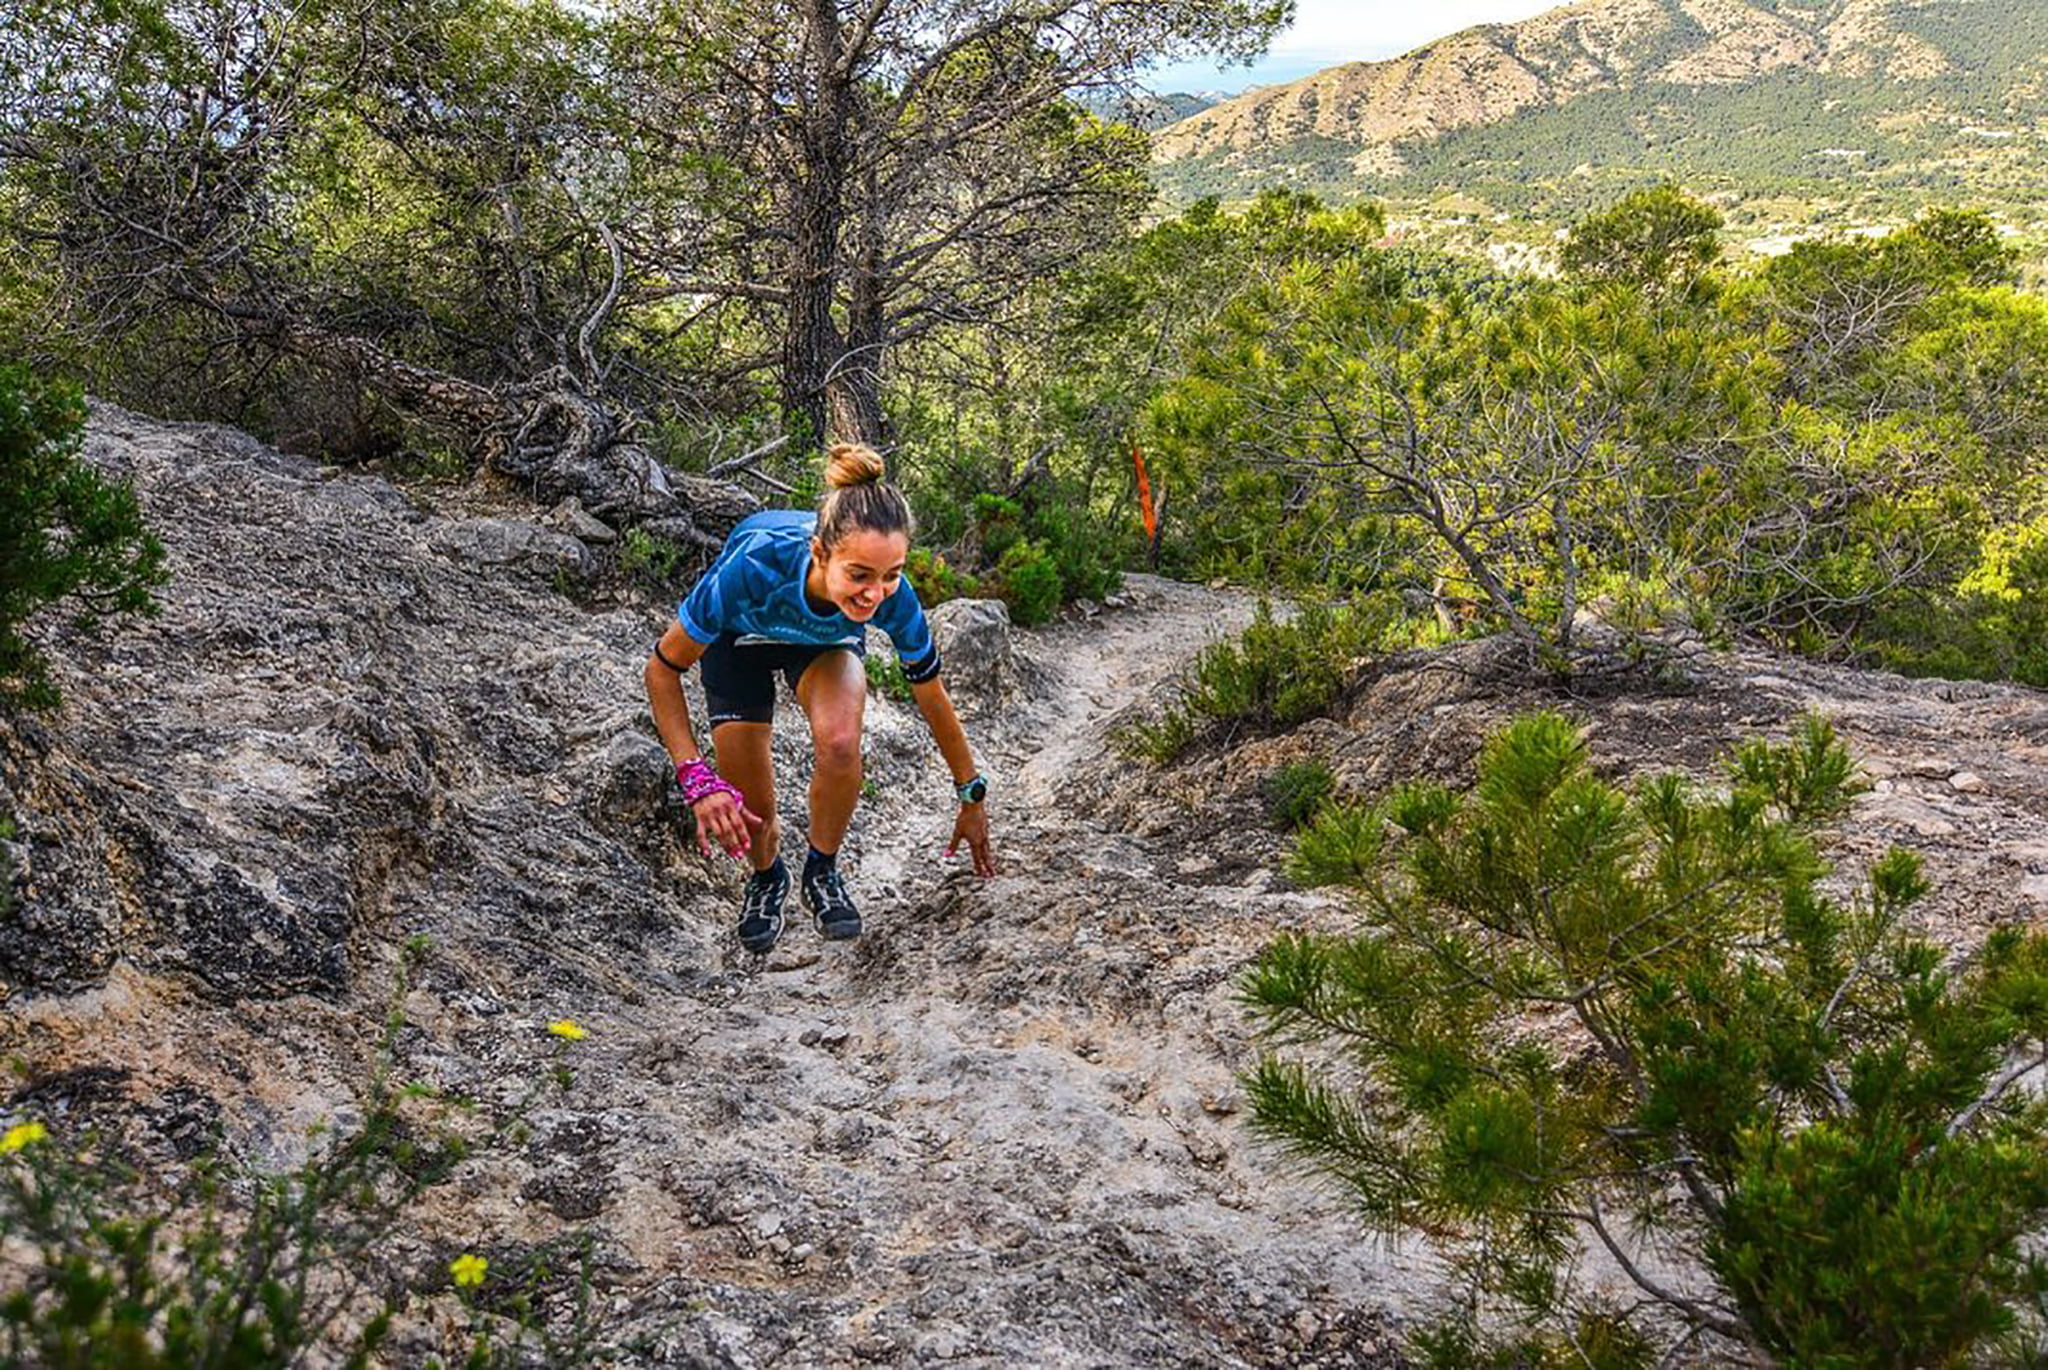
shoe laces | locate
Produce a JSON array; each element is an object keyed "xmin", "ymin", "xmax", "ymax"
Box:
[
  {"xmin": 742, "ymin": 864, "xmax": 788, "ymax": 923},
  {"xmin": 805, "ymin": 863, "xmax": 855, "ymax": 917}
]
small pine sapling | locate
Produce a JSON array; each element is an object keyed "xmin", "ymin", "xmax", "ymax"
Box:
[{"xmin": 1245, "ymin": 712, "xmax": 2048, "ymax": 1366}]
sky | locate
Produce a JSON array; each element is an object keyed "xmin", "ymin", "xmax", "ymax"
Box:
[{"xmin": 1142, "ymin": 0, "xmax": 1566, "ymax": 94}]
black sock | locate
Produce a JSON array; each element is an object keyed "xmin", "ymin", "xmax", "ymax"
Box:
[
  {"xmin": 804, "ymin": 846, "xmax": 836, "ymax": 881},
  {"xmin": 750, "ymin": 856, "xmax": 787, "ymax": 886}
]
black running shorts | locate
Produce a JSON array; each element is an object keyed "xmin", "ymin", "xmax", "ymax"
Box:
[{"xmin": 700, "ymin": 632, "xmax": 865, "ymax": 727}]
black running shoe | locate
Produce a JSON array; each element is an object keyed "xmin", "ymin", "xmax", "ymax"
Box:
[
  {"xmin": 737, "ymin": 859, "xmax": 789, "ymax": 954},
  {"xmin": 802, "ymin": 861, "xmax": 861, "ymax": 940}
]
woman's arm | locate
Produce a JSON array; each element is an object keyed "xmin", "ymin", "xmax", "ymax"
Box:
[
  {"xmin": 909, "ymin": 674, "xmax": 997, "ymax": 877},
  {"xmin": 645, "ymin": 624, "xmax": 759, "ymax": 859},
  {"xmin": 645, "ymin": 624, "xmax": 709, "ymax": 763}
]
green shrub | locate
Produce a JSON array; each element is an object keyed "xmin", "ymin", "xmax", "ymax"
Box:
[
  {"xmin": 973, "ymin": 493, "xmax": 1025, "ymax": 564},
  {"xmin": 1262, "ymin": 761, "xmax": 1336, "ymax": 830},
  {"xmin": 899, "ymin": 456, "xmax": 1120, "ymax": 619},
  {"xmin": 1560, "ymin": 183, "xmax": 1724, "ymax": 294},
  {"xmin": 990, "ymin": 538, "xmax": 1063, "ymax": 626},
  {"xmin": 1411, "ymin": 1312, "xmax": 1654, "ymax": 1370},
  {"xmin": 864, "ymin": 653, "xmax": 912, "ymax": 703},
  {"xmin": 615, "ymin": 528, "xmax": 689, "ymax": 592},
  {"xmin": 906, "ymin": 546, "xmax": 980, "ymax": 608},
  {"xmin": 1283, "ymin": 798, "xmax": 1385, "ymax": 887},
  {"xmin": 1869, "ymin": 506, "xmax": 2048, "ymax": 689},
  {"xmin": 0, "ymin": 368, "xmax": 166, "ymax": 710},
  {"xmin": 1244, "ymin": 712, "xmax": 2048, "ymax": 1365},
  {"xmin": 1123, "ymin": 597, "xmax": 1402, "ymax": 764},
  {"xmin": 1179, "ymin": 593, "xmax": 1351, "ymax": 724},
  {"xmin": 1111, "ymin": 706, "xmax": 1199, "ymax": 766},
  {"xmin": 1184, "ymin": 599, "xmax": 1397, "ymax": 732},
  {"xmin": 1021, "ymin": 495, "xmax": 1123, "ymax": 604}
]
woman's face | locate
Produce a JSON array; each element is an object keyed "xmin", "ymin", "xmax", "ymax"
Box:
[{"xmin": 814, "ymin": 529, "xmax": 910, "ymax": 621}]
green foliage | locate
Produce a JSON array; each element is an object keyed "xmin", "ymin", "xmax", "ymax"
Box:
[
  {"xmin": 1125, "ymin": 190, "xmax": 2048, "ymax": 691},
  {"xmin": 1561, "ymin": 184, "xmax": 1724, "ymax": 294},
  {"xmin": 1892, "ymin": 505, "xmax": 2048, "ymax": 687},
  {"xmin": 614, "ymin": 528, "xmax": 690, "ymax": 593},
  {"xmin": 972, "ymin": 493, "xmax": 1025, "ymax": 562},
  {"xmin": 1900, "ymin": 207, "xmax": 2020, "ymax": 288},
  {"xmin": 1113, "ymin": 705, "xmax": 1199, "ymax": 766},
  {"xmin": 0, "ymin": 368, "xmax": 166, "ymax": 711},
  {"xmin": 1411, "ymin": 1309, "xmax": 1654, "ymax": 1370},
  {"xmin": 1284, "ymin": 799, "xmax": 1385, "ymax": 888},
  {"xmin": 1759, "ymin": 213, "xmax": 2019, "ymax": 404},
  {"xmin": 863, "ymin": 652, "xmax": 912, "ymax": 703},
  {"xmin": 988, "ymin": 539, "xmax": 1063, "ymax": 626},
  {"xmin": 888, "ymin": 190, "xmax": 1398, "ymax": 606},
  {"xmin": 890, "ymin": 462, "xmax": 1124, "ymax": 623},
  {"xmin": 1243, "ymin": 712, "xmax": 2048, "ymax": 1363},
  {"xmin": 904, "ymin": 547, "xmax": 980, "ymax": 608},
  {"xmin": 1, "ymin": 0, "xmax": 668, "ymax": 452},
  {"xmin": 1261, "ymin": 760, "xmax": 1335, "ymax": 830},
  {"xmin": 1725, "ymin": 713, "xmax": 1870, "ymax": 824},
  {"xmin": 1121, "ymin": 597, "xmax": 1401, "ymax": 763},
  {"xmin": 1150, "ymin": 253, "xmax": 1775, "ymax": 658},
  {"xmin": 0, "ymin": 945, "xmax": 611, "ymax": 1365}
]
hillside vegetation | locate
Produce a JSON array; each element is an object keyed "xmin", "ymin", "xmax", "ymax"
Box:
[{"xmin": 1153, "ymin": 0, "xmax": 2048, "ymax": 228}]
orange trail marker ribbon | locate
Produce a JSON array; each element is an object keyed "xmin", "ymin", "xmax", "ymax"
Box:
[{"xmin": 1131, "ymin": 444, "xmax": 1158, "ymax": 543}]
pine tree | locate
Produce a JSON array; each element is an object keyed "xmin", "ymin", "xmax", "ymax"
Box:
[
  {"xmin": 0, "ymin": 368, "xmax": 165, "ymax": 710},
  {"xmin": 1247, "ymin": 712, "xmax": 2048, "ymax": 1366}
]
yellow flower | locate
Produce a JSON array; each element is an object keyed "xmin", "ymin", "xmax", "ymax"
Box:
[
  {"xmin": 0, "ymin": 1121, "xmax": 47, "ymax": 1156},
  {"xmin": 547, "ymin": 1019, "xmax": 588, "ymax": 1041},
  {"xmin": 449, "ymin": 1253, "xmax": 488, "ymax": 1288}
]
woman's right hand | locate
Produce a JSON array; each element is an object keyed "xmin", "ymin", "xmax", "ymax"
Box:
[{"xmin": 692, "ymin": 792, "xmax": 763, "ymax": 860}]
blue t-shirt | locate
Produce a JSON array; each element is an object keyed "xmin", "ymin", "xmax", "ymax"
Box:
[{"xmin": 678, "ymin": 510, "xmax": 940, "ymax": 681}]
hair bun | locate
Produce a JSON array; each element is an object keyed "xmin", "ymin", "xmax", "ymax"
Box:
[{"xmin": 824, "ymin": 441, "xmax": 886, "ymax": 489}]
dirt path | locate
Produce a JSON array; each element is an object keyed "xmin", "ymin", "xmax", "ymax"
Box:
[
  {"xmin": 1006, "ymin": 574, "xmax": 1258, "ymax": 801},
  {"xmin": 537, "ymin": 576, "xmax": 1433, "ymax": 1366}
]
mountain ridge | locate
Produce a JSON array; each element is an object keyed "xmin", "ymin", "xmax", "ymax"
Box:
[{"xmin": 1151, "ymin": 0, "xmax": 2048, "ymax": 209}]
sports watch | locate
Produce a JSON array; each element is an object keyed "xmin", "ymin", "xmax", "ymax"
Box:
[{"xmin": 956, "ymin": 774, "xmax": 988, "ymax": 805}]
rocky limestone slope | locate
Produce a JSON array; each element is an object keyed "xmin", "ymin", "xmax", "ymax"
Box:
[
  {"xmin": 3, "ymin": 406, "xmax": 2046, "ymax": 1364},
  {"xmin": 0, "ymin": 407, "xmax": 1429, "ymax": 1365},
  {"xmin": 1090, "ymin": 635, "xmax": 2048, "ymax": 956}
]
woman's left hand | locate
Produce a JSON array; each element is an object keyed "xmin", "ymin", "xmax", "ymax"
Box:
[{"xmin": 946, "ymin": 804, "xmax": 997, "ymax": 877}]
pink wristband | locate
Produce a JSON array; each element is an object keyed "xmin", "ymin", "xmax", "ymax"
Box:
[{"xmin": 676, "ymin": 758, "xmax": 744, "ymax": 809}]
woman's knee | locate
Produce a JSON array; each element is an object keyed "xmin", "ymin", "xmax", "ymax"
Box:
[{"xmin": 813, "ymin": 725, "xmax": 862, "ymax": 775}]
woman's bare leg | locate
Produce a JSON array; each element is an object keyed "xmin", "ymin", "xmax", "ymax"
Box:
[
  {"xmin": 710, "ymin": 720, "xmax": 779, "ymax": 872},
  {"xmin": 794, "ymin": 650, "xmax": 867, "ymax": 856}
]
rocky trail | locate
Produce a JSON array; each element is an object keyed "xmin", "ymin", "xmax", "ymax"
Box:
[
  {"xmin": 5, "ymin": 408, "xmax": 2048, "ymax": 1367},
  {"xmin": 0, "ymin": 410, "xmax": 1432, "ymax": 1367},
  {"xmin": 550, "ymin": 572, "xmax": 1438, "ymax": 1367}
]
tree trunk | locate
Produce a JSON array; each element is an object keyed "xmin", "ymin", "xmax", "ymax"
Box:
[
  {"xmin": 834, "ymin": 160, "xmax": 891, "ymax": 449},
  {"xmin": 781, "ymin": 204, "xmax": 846, "ymax": 446},
  {"xmin": 780, "ymin": 0, "xmax": 860, "ymax": 447},
  {"xmin": 775, "ymin": 0, "xmax": 896, "ymax": 450}
]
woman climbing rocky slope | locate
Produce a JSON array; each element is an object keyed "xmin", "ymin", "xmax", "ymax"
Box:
[{"xmin": 2, "ymin": 407, "xmax": 2045, "ymax": 1364}]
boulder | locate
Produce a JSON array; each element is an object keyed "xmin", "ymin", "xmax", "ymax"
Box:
[{"xmin": 925, "ymin": 598, "xmax": 1019, "ymax": 707}]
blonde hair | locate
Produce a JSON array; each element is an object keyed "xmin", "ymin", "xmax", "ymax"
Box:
[{"xmin": 817, "ymin": 441, "xmax": 916, "ymax": 550}]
